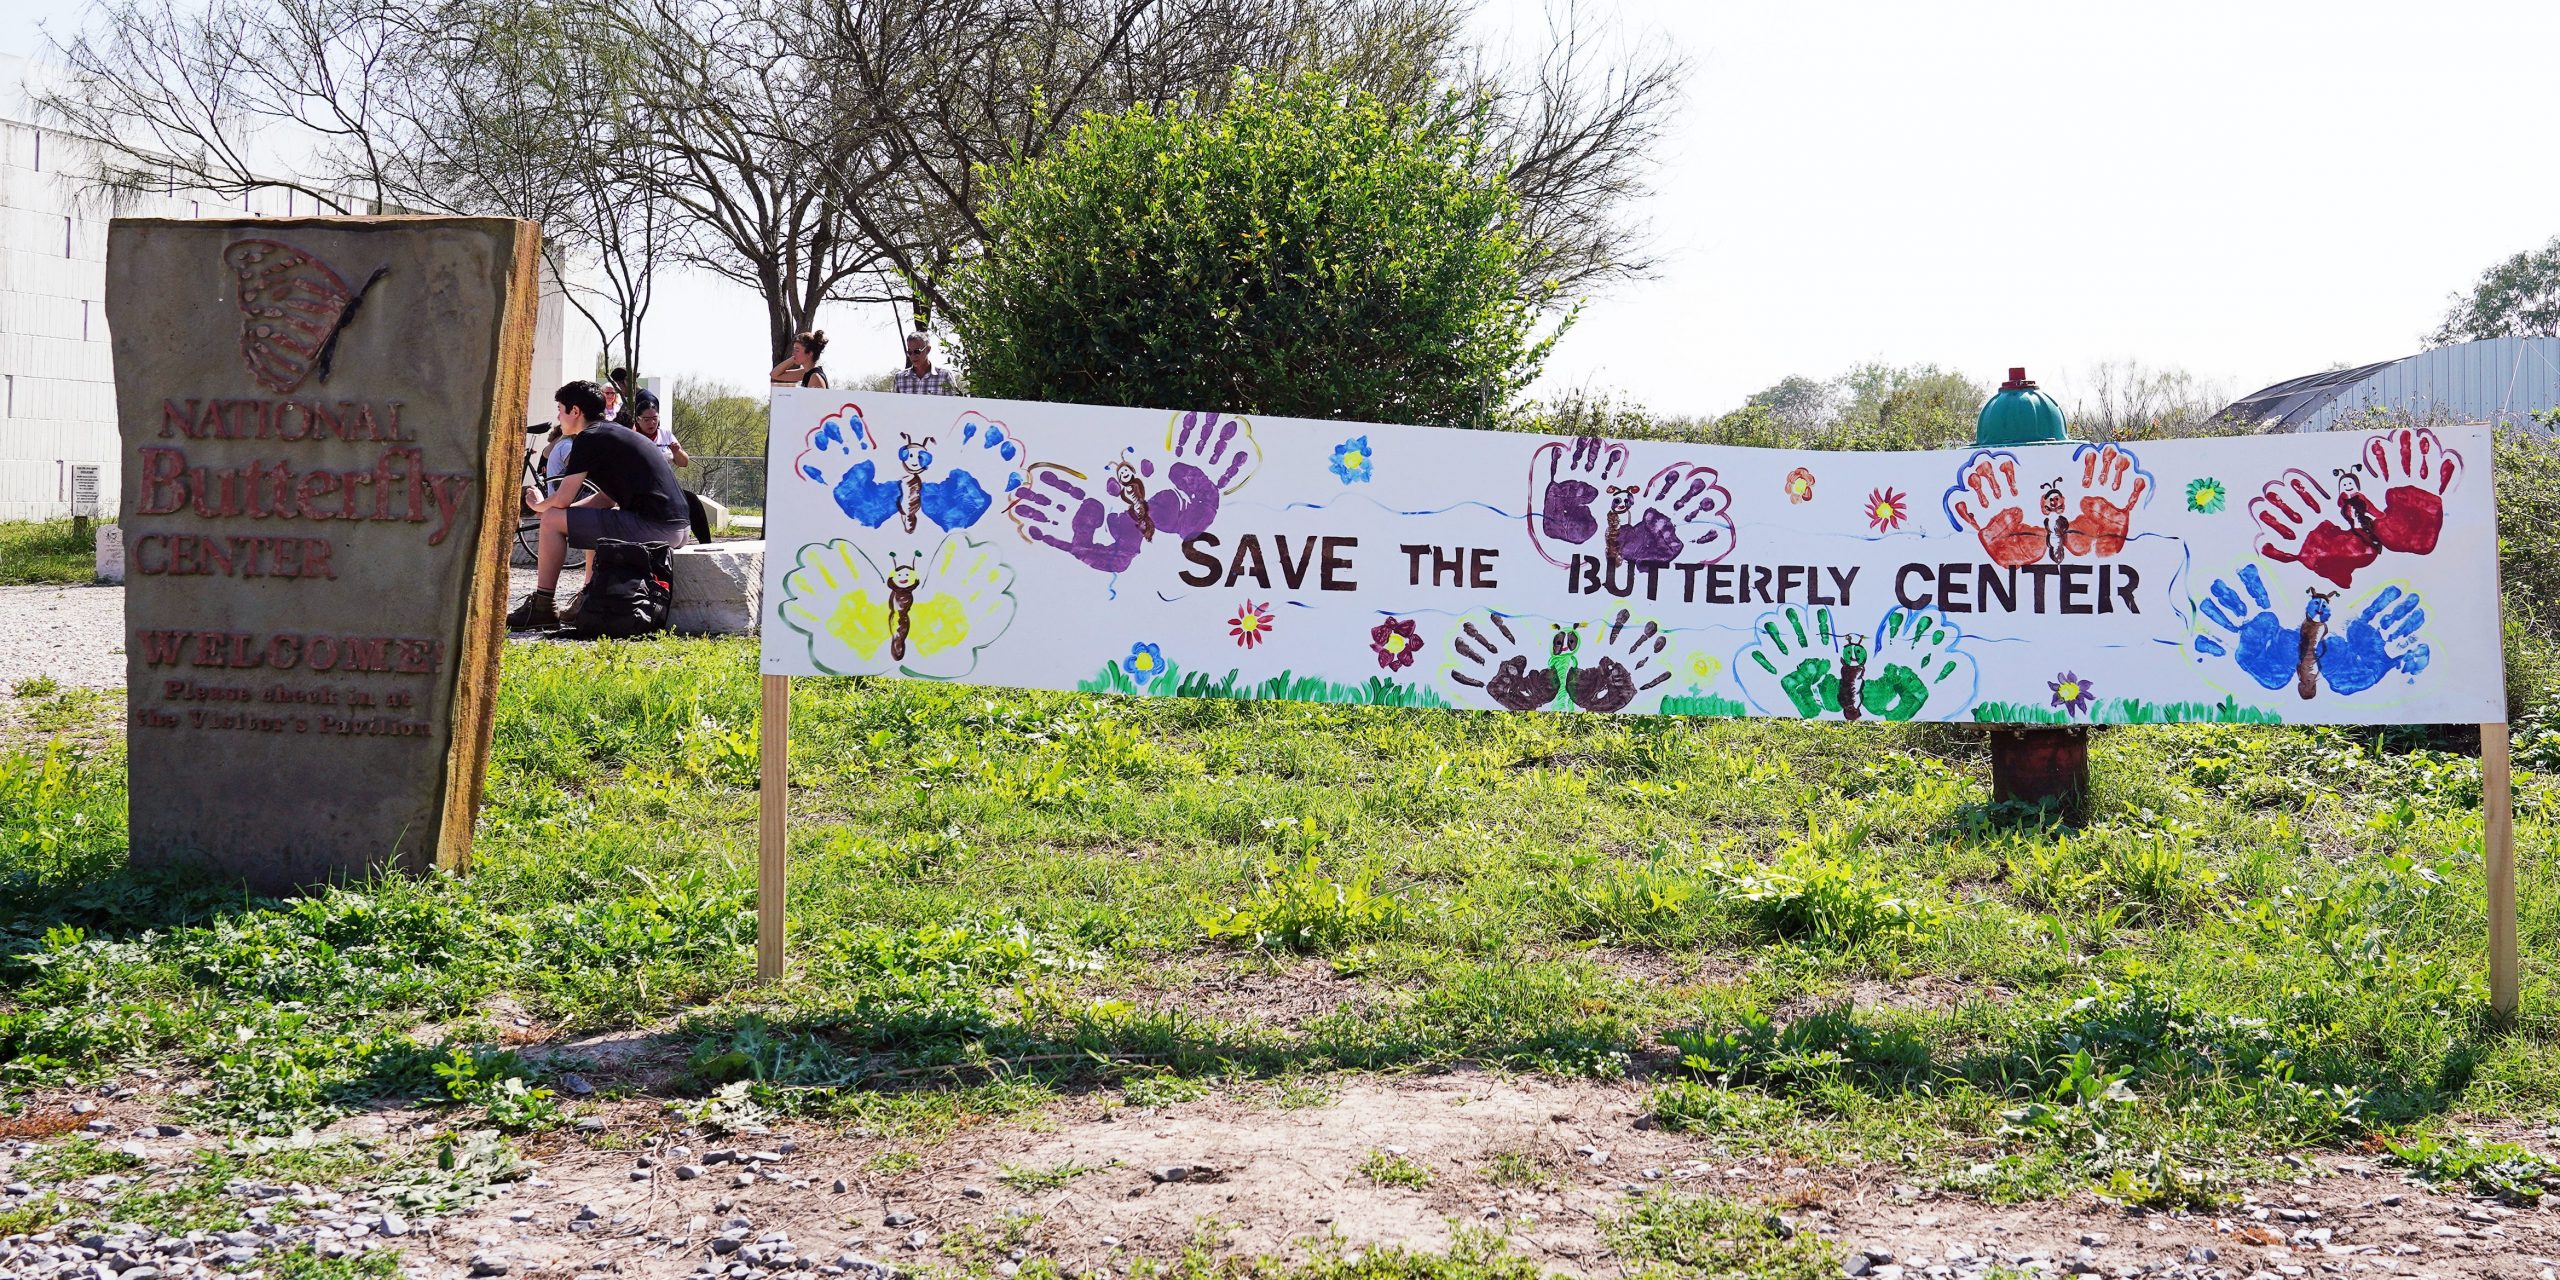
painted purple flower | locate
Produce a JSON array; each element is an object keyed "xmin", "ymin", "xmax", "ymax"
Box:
[
  {"xmin": 1370, "ymin": 617, "xmax": 1423, "ymax": 671},
  {"xmin": 2048, "ymin": 671, "xmax": 2096, "ymax": 718}
]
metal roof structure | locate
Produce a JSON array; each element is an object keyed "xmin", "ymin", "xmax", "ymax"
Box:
[{"xmin": 2219, "ymin": 336, "xmax": 2560, "ymax": 432}]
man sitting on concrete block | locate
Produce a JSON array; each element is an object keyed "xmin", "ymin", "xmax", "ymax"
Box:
[{"xmin": 508, "ymin": 380, "xmax": 691, "ymax": 631}]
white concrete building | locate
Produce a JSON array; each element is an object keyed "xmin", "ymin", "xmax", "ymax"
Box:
[{"xmin": 0, "ymin": 55, "xmax": 596, "ymax": 521}]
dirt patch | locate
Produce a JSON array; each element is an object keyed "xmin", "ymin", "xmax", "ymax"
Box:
[
  {"xmin": 1576, "ymin": 945, "xmax": 1732, "ymax": 990},
  {"xmin": 11, "ymin": 1071, "xmax": 2558, "ymax": 1279},
  {"xmin": 347, "ymin": 1071, "xmax": 2558, "ymax": 1279},
  {"xmin": 1103, "ymin": 954, "xmax": 1382, "ymax": 1035}
]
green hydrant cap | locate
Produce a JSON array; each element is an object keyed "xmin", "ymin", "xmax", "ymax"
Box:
[{"xmin": 1975, "ymin": 367, "xmax": 2070, "ymax": 446}]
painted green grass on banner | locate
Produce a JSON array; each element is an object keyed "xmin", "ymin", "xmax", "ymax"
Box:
[
  {"xmin": 1973, "ymin": 696, "xmax": 2283, "ymax": 726},
  {"xmin": 1077, "ymin": 661, "xmax": 1449, "ymax": 708}
]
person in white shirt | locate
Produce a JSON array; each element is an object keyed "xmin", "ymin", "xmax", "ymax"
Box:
[{"xmin": 629, "ymin": 391, "xmax": 690, "ymax": 467}]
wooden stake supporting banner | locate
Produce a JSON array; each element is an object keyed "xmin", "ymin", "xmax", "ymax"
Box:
[
  {"xmin": 758, "ymin": 675, "xmax": 790, "ymax": 984},
  {"xmin": 2484, "ymin": 720, "xmax": 2517, "ymax": 1024}
]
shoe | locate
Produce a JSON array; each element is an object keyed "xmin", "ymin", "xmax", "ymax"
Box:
[{"xmin": 506, "ymin": 592, "xmax": 559, "ymax": 630}]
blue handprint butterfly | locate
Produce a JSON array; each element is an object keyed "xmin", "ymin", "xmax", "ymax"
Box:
[
  {"xmin": 794, "ymin": 403, "xmax": 1027, "ymax": 535},
  {"xmin": 2195, "ymin": 563, "xmax": 2429, "ymax": 701}
]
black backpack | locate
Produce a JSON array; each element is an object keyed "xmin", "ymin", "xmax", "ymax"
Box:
[{"xmin": 566, "ymin": 539, "xmax": 675, "ymax": 638}]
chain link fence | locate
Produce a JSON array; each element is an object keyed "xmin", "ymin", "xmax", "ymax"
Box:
[{"xmin": 690, "ymin": 456, "xmax": 767, "ymax": 519}]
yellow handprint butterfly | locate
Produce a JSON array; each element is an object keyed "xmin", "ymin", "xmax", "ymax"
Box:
[{"xmin": 778, "ymin": 533, "xmax": 1017, "ymax": 678}]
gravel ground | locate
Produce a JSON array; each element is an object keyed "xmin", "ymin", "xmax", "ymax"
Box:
[
  {"xmin": 0, "ymin": 564, "xmax": 591, "ymax": 693},
  {"xmin": 0, "ymin": 584, "xmax": 130, "ymax": 690}
]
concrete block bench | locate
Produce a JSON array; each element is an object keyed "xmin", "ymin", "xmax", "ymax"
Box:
[{"xmin": 672, "ymin": 540, "xmax": 762, "ymax": 636}]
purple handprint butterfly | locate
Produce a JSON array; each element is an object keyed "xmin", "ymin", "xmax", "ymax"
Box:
[
  {"xmin": 1525, "ymin": 436, "xmax": 1737, "ymax": 572},
  {"xmin": 1006, "ymin": 411, "xmax": 1261, "ymax": 573}
]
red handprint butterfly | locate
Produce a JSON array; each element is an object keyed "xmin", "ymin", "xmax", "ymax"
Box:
[{"xmin": 223, "ymin": 239, "xmax": 389, "ymax": 393}]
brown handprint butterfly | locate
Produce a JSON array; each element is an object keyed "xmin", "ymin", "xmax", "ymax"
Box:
[{"xmin": 224, "ymin": 239, "xmax": 389, "ymax": 393}]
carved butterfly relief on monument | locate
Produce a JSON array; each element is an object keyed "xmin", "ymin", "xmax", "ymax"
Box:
[{"xmin": 223, "ymin": 239, "xmax": 389, "ymax": 394}]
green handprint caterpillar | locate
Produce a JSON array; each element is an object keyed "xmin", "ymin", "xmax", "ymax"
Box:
[
  {"xmin": 1733, "ymin": 605, "xmax": 1979, "ymax": 722},
  {"xmin": 779, "ymin": 533, "xmax": 1019, "ymax": 678}
]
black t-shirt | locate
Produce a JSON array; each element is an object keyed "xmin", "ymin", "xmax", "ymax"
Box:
[{"xmin": 563, "ymin": 422, "xmax": 688, "ymax": 525}]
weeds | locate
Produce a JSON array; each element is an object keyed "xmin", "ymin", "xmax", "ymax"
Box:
[
  {"xmin": 1198, "ymin": 855, "xmax": 1412, "ymax": 953},
  {"xmin": 2088, "ymin": 1149, "xmax": 2234, "ymax": 1211},
  {"xmin": 1668, "ymin": 1005, "xmax": 1934, "ymax": 1093},
  {"xmin": 997, "ymin": 1158, "xmax": 1111, "ymax": 1193},
  {"xmin": 370, "ymin": 1130, "xmax": 523, "ymax": 1214},
  {"xmin": 2382, "ymin": 1133, "xmax": 2559, "ymax": 1203},
  {"xmin": 1124, "ymin": 1072, "xmax": 1213, "ymax": 1108},
  {"xmin": 433, "ymin": 1047, "xmax": 564, "ymax": 1132},
  {"xmin": 1559, "ymin": 836, "xmax": 1939, "ymax": 949},
  {"xmin": 1646, "ymin": 1080, "xmax": 1796, "ymax": 1135},
  {"xmin": 1602, "ymin": 1193, "xmax": 1839, "ymax": 1279},
  {"xmin": 1356, "ymin": 1149, "xmax": 1434, "ymax": 1189},
  {"xmin": 1481, "ymin": 1149, "xmax": 1554, "ymax": 1190}
]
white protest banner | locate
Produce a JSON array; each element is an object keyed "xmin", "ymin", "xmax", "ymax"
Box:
[{"xmin": 759, "ymin": 391, "xmax": 2501, "ymax": 727}]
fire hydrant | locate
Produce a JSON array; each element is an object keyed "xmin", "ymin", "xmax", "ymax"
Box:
[{"xmin": 1977, "ymin": 367, "xmax": 2090, "ymax": 820}]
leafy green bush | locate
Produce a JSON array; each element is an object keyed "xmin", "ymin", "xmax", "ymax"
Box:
[
  {"xmin": 667, "ymin": 376, "xmax": 769, "ymax": 458},
  {"xmin": 2495, "ymin": 427, "xmax": 2560, "ymax": 719},
  {"xmin": 1505, "ymin": 368, "xmax": 1985, "ymax": 454},
  {"xmin": 946, "ymin": 73, "xmax": 1558, "ymax": 428}
]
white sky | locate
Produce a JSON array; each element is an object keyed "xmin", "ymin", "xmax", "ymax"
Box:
[{"xmin": 13, "ymin": 0, "xmax": 2559, "ymax": 415}]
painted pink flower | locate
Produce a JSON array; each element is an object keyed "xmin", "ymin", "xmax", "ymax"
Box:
[
  {"xmin": 1370, "ymin": 617, "xmax": 1423, "ymax": 670},
  {"xmin": 1785, "ymin": 466, "xmax": 1817, "ymax": 504},
  {"xmin": 1229, "ymin": 600, "xmax": 1275, "ymax": 649},
  {"xmin": 1866, "ymin": 486, "xmax": 1910, "ymax": 532}
]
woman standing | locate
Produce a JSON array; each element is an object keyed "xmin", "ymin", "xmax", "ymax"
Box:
[{"xmin": 767, "ymin": 330, "xmax": 830, "ymax": 389}]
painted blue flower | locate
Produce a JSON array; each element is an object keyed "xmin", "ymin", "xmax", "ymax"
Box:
[
  {"xmin": 1124, "ymin": 642, "xmax": 1166, "ymax": 680},
  {"xmin": 1329, "ymin": 436, "xmax": 1374, "ymax": 484}
]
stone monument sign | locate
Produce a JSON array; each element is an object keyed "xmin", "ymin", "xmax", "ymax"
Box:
[{"xmin": 107, "ymin": 217, "xmax": 538, "ymax": 891}]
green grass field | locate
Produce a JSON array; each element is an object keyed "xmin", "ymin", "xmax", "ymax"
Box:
[
  {"xmin": 3, "ymin": 636, "xmax": 2557, "ymax": 1272},
  {"xmin": 0, "ymin": 519, "xmax": 104, "ymax": 586}
]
